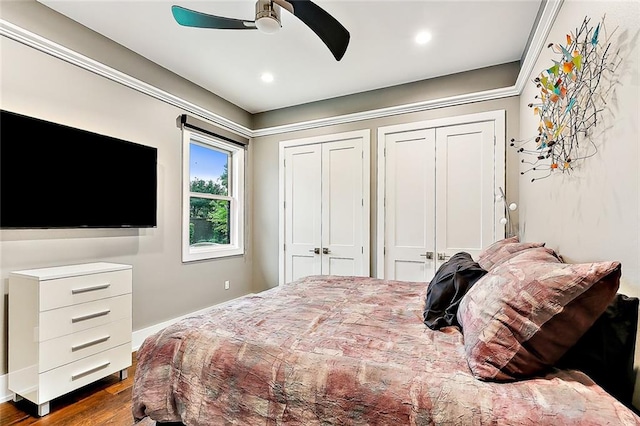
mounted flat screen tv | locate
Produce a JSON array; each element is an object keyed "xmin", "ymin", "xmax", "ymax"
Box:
[{"xmin": 1, "ymin": 109, "xmax": 157, "ymax": 229}]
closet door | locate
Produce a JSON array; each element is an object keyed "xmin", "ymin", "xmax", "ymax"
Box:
[
  {"xmin": 383, "ymin": 129, "xmax": 437, "ymax": 281},
  {"xmin": 321, "ymin": 139, "xmax": 365, "ymax": 276},
  {"xmin": 435, "ymin": 121, "xmax": 496, "ymax": 266},
  {"xmin": 281, "ymin": 130, "xmax": 370, "ymax": 285},
  {"xmin": 284, "ymin": 144, "xmax": 322, "ymax": 283},
  {"xmin": 378, "ymin": 111, "xmax": 505, "ymax": 282}
]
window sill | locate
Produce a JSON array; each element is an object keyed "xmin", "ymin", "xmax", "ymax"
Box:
[{"xmin": 182, "ymin": 246, "xmax": 244, "ymax": 262}]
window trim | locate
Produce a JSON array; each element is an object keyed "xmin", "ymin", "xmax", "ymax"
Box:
[{"xmin": 182, "ymin": 128, "xmax": 245, "ymax": 262}]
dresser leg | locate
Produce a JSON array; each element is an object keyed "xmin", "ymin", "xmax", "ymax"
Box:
[
  {"xmin": 37, "ymin": 402, "xmax": 50, "ymax": 417},
  {"xmin": 12, "ymin": 393, "xmax": 23, "ymax": 402},
  {"xmin": 119, "ymin": 368, "xmax": 128, "ymax": 380}
]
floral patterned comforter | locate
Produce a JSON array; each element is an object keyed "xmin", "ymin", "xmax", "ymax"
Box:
[{"xmin": 132, "ymin": 275, "xmax": 640, "ymax": 425}]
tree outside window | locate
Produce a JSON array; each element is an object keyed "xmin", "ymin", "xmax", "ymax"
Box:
[
  {"xmin": 182, "ymin": 130, "xmax": 244, "ymax": 262},
  {"xmin": 189, "ymin": 164, "xmax": 230, "ymax": 245}
]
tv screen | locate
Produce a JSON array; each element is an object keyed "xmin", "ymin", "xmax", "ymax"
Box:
[{"xmin": 1, "ymin": 109, "xmax": 157, "ymax": 229}]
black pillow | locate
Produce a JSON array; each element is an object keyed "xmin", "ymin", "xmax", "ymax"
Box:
[
  {"xmin": 423, "ymin": 252, "xmax": 487, "ymax": 330},
  {"xmin": 556, "ymin": 293, "xmax": 639, "ymax": 407}
]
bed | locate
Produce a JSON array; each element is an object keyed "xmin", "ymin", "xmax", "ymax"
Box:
[{"xmin": 132, "ymin": 239, "xmax": 640, "ymax": 425}]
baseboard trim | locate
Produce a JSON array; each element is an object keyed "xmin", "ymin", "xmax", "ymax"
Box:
[
  {"xmin": 0, "ymin": 295, "xmax": 252, "ymax": 403},
  {"xmin": 0, "ymin": 374, "xmax": 8, "ymax": 403}
]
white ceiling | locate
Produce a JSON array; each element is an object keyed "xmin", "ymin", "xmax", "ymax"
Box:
[{"xmin": 37, "ymin": 0, "xmax": 543, "ymax": 114}]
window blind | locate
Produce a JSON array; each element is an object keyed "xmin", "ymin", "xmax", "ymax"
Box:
[{"xmin": 176, "ymin": 114, "xmax": 249, "ymax": 148}]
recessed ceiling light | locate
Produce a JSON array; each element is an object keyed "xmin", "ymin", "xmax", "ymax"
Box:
[
  {"xmin": 261, "ymin": 72, "xmax": 274, "ymax": 83},
  {"xmin": 415, "ymin": 31, "xmax": 432, "ymax": 45}
]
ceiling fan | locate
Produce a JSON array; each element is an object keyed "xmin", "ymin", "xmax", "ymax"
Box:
[{"xmin": 171, "ymin": 0, "xmax": 350, "ymax": 61}]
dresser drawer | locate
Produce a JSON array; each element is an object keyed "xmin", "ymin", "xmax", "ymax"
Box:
[
  {"xmin": 39, "ymin": 317, "xmax": 131, "ymax": 373},
  {"xmin": 39, "ymin": 269, "xmax": 132, "ymax": 311},
  {"xmin": 38, "ymin": 343, "xmax": 131, "ymax": 404},
  {"xmin": 9, "ymin": 262, "xmax": 132, "ymax": 412},
  {"xmin": 39, "ymin": 294, "xmax": 131, "ymax": 341}
]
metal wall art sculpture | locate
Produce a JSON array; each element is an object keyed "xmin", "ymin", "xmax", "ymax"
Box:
[{"xmin": 512, "ymin": 15, "xmax": 622, "ymax": 182}]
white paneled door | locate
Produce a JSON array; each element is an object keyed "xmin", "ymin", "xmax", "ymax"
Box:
[
  {"xmin": 378, "ymin": 111, "xmax": 505, "ymax": 282},
  {"xmin": 383, "ymin": 129, "xmax": 437, "ymax": 282},
  {"xmin": 435, "ymin": 121, "xmax": 497, "ymax": 263},
  {"xmin": 281, "ymin": 130, "xmax": 370, "ymax": 285},
  {"xmin": 284, "ymin": 144, "xmax": 323, "ymax": 281},
  {"xmin": 320, "ymin": 139, "xmax": 365, "ymax": 278}
]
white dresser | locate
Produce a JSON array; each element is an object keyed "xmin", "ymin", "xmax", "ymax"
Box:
[{"xmin": 8, "ymin": 262, "xmax": 132, "ymax": 416}]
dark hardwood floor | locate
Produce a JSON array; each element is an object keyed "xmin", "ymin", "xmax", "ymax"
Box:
[{"xmin": 0, "ymin": 352, "xmax": 155, "ymax": 426}]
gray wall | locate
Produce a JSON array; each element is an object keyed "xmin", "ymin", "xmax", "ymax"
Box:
[
  {"xmin": 3, "ymin": 0, "xmax": 639, "ymax": 408},
  {"xmin": 251, "ymin": 64, "xmax": 521, "ymax": 289},
  {"xmin": 0, "ymin": 0, "xmax": 522, "ymax": 380},
  {"xmin": 0, "ymin": 0, "xmax": 251, "ymax": 130},
  {"xmin": 519, "ymin": 0, "xmax": 640, "ymax": 297},
  {"xmin": 0, "ymin": 2, "xmax": 254, "ymax": 376},
  {"xmin": 251, "ymin": 62, "xmax": 520, "ymax": 129},
  {"xmin": 516, "ymin": 0, "xmax": 640, "ymax": 407}
]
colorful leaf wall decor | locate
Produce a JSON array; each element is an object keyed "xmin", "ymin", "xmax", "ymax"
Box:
[{"xmin": 511, "ymin": 15, "xmax": 622, "ymax": 182}]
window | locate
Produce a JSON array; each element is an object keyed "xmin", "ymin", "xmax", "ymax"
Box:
[{"xmin": 182, "ymin": 128, "xmax": 245, "ymax": 261}]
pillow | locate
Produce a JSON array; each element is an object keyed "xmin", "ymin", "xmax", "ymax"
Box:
[
  {"xmin": 488, "ymin": 246, "xmax": 562, "ymax": 270},
  {"xmin": 477, "ymin": 236, "xmax": 546, "ymax": 271},
  {"xmin": 556, "ymin": 293, "xmax": 639, "ymax": 406},
  {"xmin": 476, "ymin": 236, "xmax": 519, "ymax": 263},
  {"xmin": 457, "ymin": 248, "xmax": 621, "ymax": 381},
  {"xmin": 423, "ymin": 252, "xmax": 487, "ymax": 330}
]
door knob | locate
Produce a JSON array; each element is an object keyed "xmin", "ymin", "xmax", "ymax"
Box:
[
  {"xmin": 309, "ymin": 248, "xmax": 320, "ymax": 254},
  {"xmin": 420, "ymin": 252, "xmax": 434, "ymax": 260},
  {"xmin": 438, "ymin": 253, "xmax": 451, "ymax": 261},
  {"xmin": 322, "ymin": 247, "xmax": 331, "ymax": 254}
]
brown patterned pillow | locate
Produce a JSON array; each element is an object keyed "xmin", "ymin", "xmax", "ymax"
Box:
[
  {"xmin": 477, "ymin": 236, "xmax": 518, "ymax": 260},
  {"xmin": 489, "ymin": 246, "xmax": 562, "ymax": 270},
  {"xmin": 457, "ymin": 247, "xmax": 621, "ymax": 381},
  {"xmin": 477, "ymin": 236, "xmax": 545, "ymax": 271}
]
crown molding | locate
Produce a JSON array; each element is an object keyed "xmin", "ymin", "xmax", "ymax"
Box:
[
  {"xmin": 515, "ymin": 0, "xmax": 564, "ymax": 93},
  {"xmin": 251, "ymin": 85, "xmax": 520, "ymax": 137},
  {"xmin": 0, "ymin": 19, "xmax": 253, "ymax": 138},
  {"xmin": 255, "ymin": 0, "xmax": 563, "ymax": 137},
  {"xmin": 0, "ymin": 1, "xmax": 561, "ymax": 138}
]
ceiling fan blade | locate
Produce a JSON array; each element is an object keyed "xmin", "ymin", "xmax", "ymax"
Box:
[
  {"xmin": 171, "ymin": 5, "xmax": 257, "ymax": 30},
  {"xmin": 277, "ymin": 0, "xmax": 350, "ymax": 61}
]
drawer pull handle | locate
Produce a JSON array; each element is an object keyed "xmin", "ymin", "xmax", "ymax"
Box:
[
  {"xmin": 71, "ymin": 283, "xmax": 110, "ymax": 294},
  {"xmin": 71, "ymin": 309, "xmax": 111, "ymax": 323},
  {"xmin": 71, "ymin": 335, "xmax": 110, "ymax": 352},
  {"xmin": 71, "ymin": 361, "xmax": 111, "ymax": 381}
]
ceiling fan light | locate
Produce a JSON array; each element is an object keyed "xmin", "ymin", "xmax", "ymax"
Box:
[
  {"xmin": 256, "ymin": 15, "xmax": 281, "ymax": 33},
  {"xmin": 255, "ymin": 0, "xmax": 281, "ymax": 34}
]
